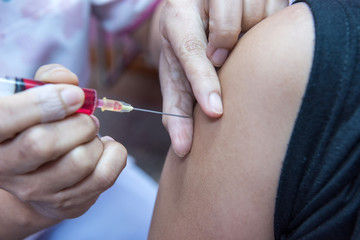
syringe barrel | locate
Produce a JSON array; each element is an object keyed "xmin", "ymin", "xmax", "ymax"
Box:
[
  {"xmin": 0, "ymin": 76, "xmax": 97, "ymax": 115},
  {"xmin": 77, "ymin": 87, "xmax": 97, "ymax": 115}
]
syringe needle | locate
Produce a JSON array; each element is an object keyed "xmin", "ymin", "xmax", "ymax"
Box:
[
  {"xmin": 0, "ymin": 76, "xmax": 191, "ymax": 118},
  {"xmin": 132, "ymin": 107, "xmax": 191, "ymax": 118},
  {"xmin": 98, "ymin": 97, "xmax": 191, "ymax": 118}
]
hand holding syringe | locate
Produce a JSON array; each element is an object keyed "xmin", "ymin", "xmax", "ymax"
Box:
[{"xmin": 0, "ymin": 76, "xmax": 190, "ymax": 118}]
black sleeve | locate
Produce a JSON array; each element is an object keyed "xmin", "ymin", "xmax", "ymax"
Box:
[{"xmin": 274, "ymin": 0, "xmax": 360, "ymax": 239}]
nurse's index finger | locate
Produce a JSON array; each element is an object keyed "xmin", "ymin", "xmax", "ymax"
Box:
[{"xmin": 163, "ymin": 8, "xmax": 223, "ymax": 117}]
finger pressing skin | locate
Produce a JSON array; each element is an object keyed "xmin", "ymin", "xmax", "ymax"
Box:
[
  {"xmin": 0, "ymin": 114, "xmax": 99, "ymax": 175},
  {"xmin": 207, "ymin": 0, "xmax": 242, "ymax": 67},
  {"xmin": 159, "ymin": 50, "xmax": 194, "ymax": 157},
  {"xmin": 164, "ymin": 115, "xmax": 194, "ymax": 157},
  {"xmin": 161, "ymin": 2, "xmax": 223, "ymax": 118}
]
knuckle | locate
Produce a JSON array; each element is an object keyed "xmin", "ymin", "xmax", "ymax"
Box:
[
  {"xmin": 190, "ymin": 70, "xmax": 218, "ymax": 93},
  {"xmin": 19, "ymin": 127, "xmax": 55, "ymax": 161},
  {"xmin": 17, "ymin": 185, "xmax": 37, "ymax": 202},
  {"xmin": 160, "ymin": 1, "xmax": 184, "ymax": 32},
  {"xmin": 108, "ymin": 141, "xmax": 127, "ymax": 164},
  {"xmin": 211, "ymin": 21, "xmax": 240, "ymax": 36},
  {"xmin": 44, "ymin": 191, "xmax": 72, "ymax": 210},
  {"xmin": 219, "ymin": 28, "xmax": 241, "ymax": 41},
  {"xmin": 46, "ymin": 193, "xmax": 68, "ymax": 211},
  {"xmin": 162, "ymin": 0, "xmax": 174, "ymax": 15},
  {"xmin": 27, "ymin": 192, "xmax": 91, "ymax": 220},
  {"xmin": 179, "ymin": 37, "xmax": 207, "ymax": 57},
  {"xmin": 67, "ymin": 138, "xmax": 103, "ymax": 173},
  {"xmin": 163, "ymin": 0, "xmax": 181, "ymax": 15},
  {"xmin": 209, "ymin": 27, "xmax": 241, "ymax": 47},
  {"xmin": 69, "ymin": 147, "xmax": 97, "ymax": 173},
  {"xmin": 95, "ymin": 147, "xmax": 127, "ymax": 190},
  {"xmin": 183, "ymin": 63, "xmax": 217, "ymax": 86},
  {"xmin": 57, "ymin": 198, "xmax": 73, "ymax": 210}
]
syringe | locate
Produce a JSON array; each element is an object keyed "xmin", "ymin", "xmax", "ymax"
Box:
[{"xmin": 0, "ymin": 76, "xmax": 190, "ymax": 118}]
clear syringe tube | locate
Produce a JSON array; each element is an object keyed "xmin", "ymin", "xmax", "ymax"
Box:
[{"xmin": 0, "ymin": 76, "xmax": 133, "ymax": 115}]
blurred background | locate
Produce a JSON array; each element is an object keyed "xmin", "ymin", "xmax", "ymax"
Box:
[{"xmin": 88, "ymin": 19, "xmax": 170, "ymax": 182}]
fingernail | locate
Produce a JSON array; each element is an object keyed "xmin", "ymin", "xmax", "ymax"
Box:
[
  {"xmin": 60, "ymin": 86, "xmax": 83, "ymax": 108},
  {"xmin": 211, "ymin": 48, "xmax": 229, "ymax": 67},
  {"xmin": 208, "ymin": 92, "xmax": 223, "ymax": 114}
]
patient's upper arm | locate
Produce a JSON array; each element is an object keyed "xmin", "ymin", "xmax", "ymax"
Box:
[{"xmin": 149, "ymin": 3, "xmax": 314, "ymax": 240}]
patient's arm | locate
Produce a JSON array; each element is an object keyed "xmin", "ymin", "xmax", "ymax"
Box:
[{"xmin": 149, "ymin": 3, "xmax": 314, "ymax": 240}]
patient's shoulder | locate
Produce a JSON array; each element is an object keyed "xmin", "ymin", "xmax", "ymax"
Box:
[
  {"xmin": 225, "ymin": 2, "xmax": 314, "ymax": 84},
  {"xmin": 149, "ymin": 3, "xmax": 316, "ymax": 240}
]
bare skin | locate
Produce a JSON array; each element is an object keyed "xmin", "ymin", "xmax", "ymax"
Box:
[{"xmin": 149, "ymin": 3, "xmax": 314, "ymax": 239}]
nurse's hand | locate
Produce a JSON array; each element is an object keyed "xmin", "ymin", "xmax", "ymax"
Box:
[
  {"xmin": 0, "ymin": 65, "xmax": 126, "ymax": 239},
  {"xmin": 158, "ymin": 0, "xmax": 288, "ymax": 157}
]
